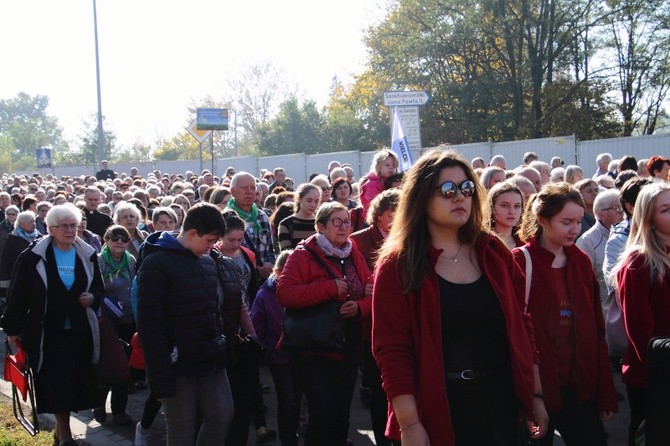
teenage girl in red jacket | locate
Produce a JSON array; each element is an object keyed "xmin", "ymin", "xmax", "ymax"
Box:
[{"xmin": 514, "ymin": 183, "xmax": 618, "ymax": 445}]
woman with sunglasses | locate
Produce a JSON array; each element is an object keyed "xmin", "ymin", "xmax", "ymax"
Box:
[
  {"xmin": 277, "ymin": 201, "xmax": 373, "ymax": 445},
  {"xmin": 4, "ymin": 203, "xmax": 103, "ymax": 446},
  {"xmin": 93, "ymin": 225, "xmax": 137, "ymax": 426},
  {"xmin": 514, "ymin": 183, "xmax": 618, "ymax": 445},
  {"xmin": 373, "ymin": 149, "xmax": 547, "ymax": 445}
]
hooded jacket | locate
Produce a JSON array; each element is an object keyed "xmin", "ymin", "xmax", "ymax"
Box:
[{"xmin": 137, "ymin": 231, "xmax": 227, "ymax": 399}]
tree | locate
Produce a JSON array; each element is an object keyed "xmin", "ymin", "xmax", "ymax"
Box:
[
  {"xmin": 601, "ymin": 0, "xmax": 670, "ymax": 135},
  {"xmin": 75, "ymin": 114, "xmax": 117, "ymax": 165},
  {"xmin": 255, "ymin": 97, "xmax": 324, "ymax": 155},
  {"xmin": 153, "ymin": 133, "xmax": 201, "ymax": 161},
  {"xmin": 226, "ymin": 61, "xmax": 296, "ymax": 136},
  {"xmin": 361, "ymin": 0, "xmax": 620, "ymax": 143},
  {"xmin": 0, "ymin": 92, "xmax": 65, "ymax": 170},
  {"xmin": 112, "ymin": 140, "xmax": 153, "ymax": 163}
]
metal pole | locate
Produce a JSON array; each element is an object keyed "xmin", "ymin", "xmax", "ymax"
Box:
[
  {"xmin": 234, "ymin": 109, "xmax": 238, "ymax": 157},
  {"xmin": 199, "ymin": 142, "xmax": 203, "ymax": 173},
  {"xmin": 93, "ymin": 0, "xmax": 105, "ymax": 166},
  {"xmin": 210, "ymin": 132, "xmax": 215, "ymax": 174}
]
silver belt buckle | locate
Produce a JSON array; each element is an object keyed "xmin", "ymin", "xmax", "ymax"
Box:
[{"xmin": 460, "ymin": 369, "xmax": 476, "ymax": 380}]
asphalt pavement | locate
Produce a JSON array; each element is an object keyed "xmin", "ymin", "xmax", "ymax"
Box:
[{"xmin": 1, "ymin": 329, "xmax": 630, "ymax": 445}]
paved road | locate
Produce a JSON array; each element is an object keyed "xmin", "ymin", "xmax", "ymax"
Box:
[{"xmin": 1, "ymin": 329, "xmax": 630, "ymax": 445}]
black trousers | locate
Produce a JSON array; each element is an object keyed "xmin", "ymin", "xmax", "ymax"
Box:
[
  {"xmin": 290, "ymin": 344, "xmax": 361, "ymax": 446},
  {"xmin": 538, "ymin": 387, "xmax": 607, "ymax": 446},
  {"xmin": 361, "ymin": 342, "xmax": 393, "ymax": 446},
  {"xmin": 626, "ymin": 386, "xmax": 645, "ymax": 446}
]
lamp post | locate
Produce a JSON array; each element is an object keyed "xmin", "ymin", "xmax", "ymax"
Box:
[{"xmin": 92, "ymin": 0, "xmax": 105, "ymax": 167}]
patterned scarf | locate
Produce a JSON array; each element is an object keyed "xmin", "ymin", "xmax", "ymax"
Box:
[{"xmin": 315, "ymin": 233, "xmax": 352, "ymax": 259}]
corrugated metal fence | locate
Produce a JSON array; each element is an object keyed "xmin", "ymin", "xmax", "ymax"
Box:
[{"xmin": 43, "ymin": 133, "xmax": 669, "ymax": 184}]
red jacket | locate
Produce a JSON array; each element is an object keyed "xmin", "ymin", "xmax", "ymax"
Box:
[
  {"xmin": 276, "ymin": 235, "xmax": 373, "ymax": 348},
  {"xmin": 373, "ymin": 234, "xmax": 538, "ymax": 444},
  {"xmin": 513, "ymin": 237, "xmax": 618, "ymax": 413},
  {"xmin": 617, "ymin": 251, "xmax": 670, "ymax": 388}
]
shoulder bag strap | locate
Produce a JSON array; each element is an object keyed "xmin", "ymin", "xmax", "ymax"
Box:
[
  {"xmin": 303, "ymin": 246, "xmax": 340, "ymax": 279},
  {"xmin": 519, "ymin": 246, "xmax": 532, "ymax": 311}
]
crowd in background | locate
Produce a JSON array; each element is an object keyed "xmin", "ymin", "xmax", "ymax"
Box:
[{"xmin": 0, "ymin": 148, "xmax": 669, "ymax": 446}]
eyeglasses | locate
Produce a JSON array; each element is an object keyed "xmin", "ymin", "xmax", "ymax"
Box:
[
  {"xmin": 5, "ymin": 213, "xmax": 17, "ymax": 217},
  {"xmin": 108, "ymin": 236, "xmax": 130, "ymax": 243},
  {"xmin": 321, "ymin": 186, "xmax": 333, "ymax": 192},
  {"xmin": 436, "ymin": 180, "xmax": 476, "ymax": 199},
  {"xmin": 52, "ymin": 223, "xmax": 78, "ymax": 230},
  {"xmin": 329, "ymin": 218, "xmax": 352, "ymax": 228},
  {"xmin": 603, "ymin": 205, "xmax": 623, "ymax": 213}
]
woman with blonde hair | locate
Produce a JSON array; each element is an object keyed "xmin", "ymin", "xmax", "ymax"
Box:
[
  {"xmin": 373, "ymin": 148, "xmax": 546, "ymax": 445},
  {"xmin": 612, "ymin": 182, "xmax": 670, "ymax": 445}
]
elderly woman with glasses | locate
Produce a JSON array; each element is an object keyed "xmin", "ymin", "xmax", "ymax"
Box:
[
  {"xmin": 3, "ymin": 203, "xmax": 104, "ymax": 446},
  {"xmin": 277, "ymin": 201, "xmax": 373, "ymax": 445},
  {"xmin": 113, "ymin": 201, "xmax": 149, "ymax": 258}
]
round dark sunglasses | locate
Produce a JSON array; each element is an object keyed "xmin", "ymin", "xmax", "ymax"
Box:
[
  {"xmin": 437, "ymin": 180, "xmax": 476, "ymax": 199},
  {"xmin": 108, "ymin": 236, "xmax": 130, "ymax": 243}
]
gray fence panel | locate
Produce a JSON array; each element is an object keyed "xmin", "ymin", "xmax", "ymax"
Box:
[
  {"xmin": 24, "ymin": 134, "xmax": 670, "ymax": 184},
  {"xmin": 304, "ymin": 151, "xmax": 362, "ymax": 182},
  {"xmin": 491, "ymin": 135, "xmax": 576, "ymax": 168},
  {"xmin": 217, "ymin": 156, "xmax": 257, "ymax": 178},
  {"xmin": 577, "ymin": 134, "xmax": 670, "ymax": 172},
  {"xmin": 255, "ymin": 154, "xmax": 306, "ymax": 184}
]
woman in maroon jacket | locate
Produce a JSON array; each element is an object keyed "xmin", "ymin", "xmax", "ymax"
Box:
[
  {"xmin": 373, "ymin": 149, "xmax": 547, "ymax": 446},
  {"xmin": 276, "ymin": 201, "xmax": 372, "ymax": 446},
  {"xmin": 514, "ymin": 183, "xmax": 618, "ymax": 445},
  {"xmin": 613, "ymin": 182, "xmax": 670, "ymax": 445}
]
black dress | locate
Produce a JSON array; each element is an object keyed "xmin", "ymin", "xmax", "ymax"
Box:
[
  {"xmin": 35, "ymin": 245, "xmax": 97, "ymax": 413},
  {"xmin": 439, "ymin": 275, "xmax": 520, "ymax": 446}
]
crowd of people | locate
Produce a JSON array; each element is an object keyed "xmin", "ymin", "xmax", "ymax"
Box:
[{"xmin": 0, "ymin": 149, "xmax": 669, "ymax": 446}]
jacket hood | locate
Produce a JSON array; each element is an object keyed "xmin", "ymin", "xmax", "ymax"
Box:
[{"xmin": 143, "ymin": 230, "xmax": 187, "ymax": 253}]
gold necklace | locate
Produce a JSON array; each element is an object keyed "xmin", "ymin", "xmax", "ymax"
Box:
[{"xmin": 442, "ymin": 243, "xmax": 462, "ymax": 263}]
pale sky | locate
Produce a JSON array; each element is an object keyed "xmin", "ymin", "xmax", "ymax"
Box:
[{"xmin": 1, "ymin": 0, "xmax": 386, "ymax": 148}]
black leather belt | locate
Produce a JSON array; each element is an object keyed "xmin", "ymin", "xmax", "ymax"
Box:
[{"xmin": 445, "ymin": 368, "xmax": 502, "ymax": 380}]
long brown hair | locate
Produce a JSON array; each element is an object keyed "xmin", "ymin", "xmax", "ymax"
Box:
[{"xmin": 377, "ymin": 147, "xmax": 488, "ymax": 293}]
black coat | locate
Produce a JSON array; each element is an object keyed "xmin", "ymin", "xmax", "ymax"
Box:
[
  {"xmin": 1, "ymin": 236, "xmax": 103, "ymax": 371},
  {"xmin": 0, "ymin": 232, "xmax": 42, "ymax": 289},
  {"xmin": 137, "ymin": 232, "xmax": 227, "ymax": 399}
]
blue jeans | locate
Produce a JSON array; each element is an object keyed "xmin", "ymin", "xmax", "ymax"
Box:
[{"xmin": 161, "ymin": 370, "xmax": 234, "ymax": 446}]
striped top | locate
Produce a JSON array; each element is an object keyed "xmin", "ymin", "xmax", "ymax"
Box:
[{"xmin": 277, "ymin": 215, "xmax": 316, "ymax": 251}]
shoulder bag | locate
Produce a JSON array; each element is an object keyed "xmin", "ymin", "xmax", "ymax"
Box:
[{"xmin": 281, "ymin": 246, "xmax": 346, "ymax": 352}]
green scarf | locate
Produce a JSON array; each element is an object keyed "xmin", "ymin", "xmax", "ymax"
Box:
[
  {"xmin": 227, "ymin": 197, "xmax": 261, "ymax": 233},
  {"xmin": 100, "ymin": 245, "xmax": 132, "ymax": 281}
]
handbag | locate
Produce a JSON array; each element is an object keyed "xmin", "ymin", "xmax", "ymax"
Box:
[
  {"xmin": 3, "ymin": 339, "xmax": 39, "ymax": 436},
  {"xmin": 94, "ymin": 312, "xmax": 130, "ymax": 387},
  {"xmin": 281, "ymin": 246, "xmax": 346, "ymax": 352},
  {"xmin": 282, "ymin": 299, "xmax": 345, "ymax": 352}
]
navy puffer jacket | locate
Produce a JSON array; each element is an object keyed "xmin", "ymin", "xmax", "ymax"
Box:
[{"xmin": 137, "ymin": 231, "xmax": 227, "ymax": 399}]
